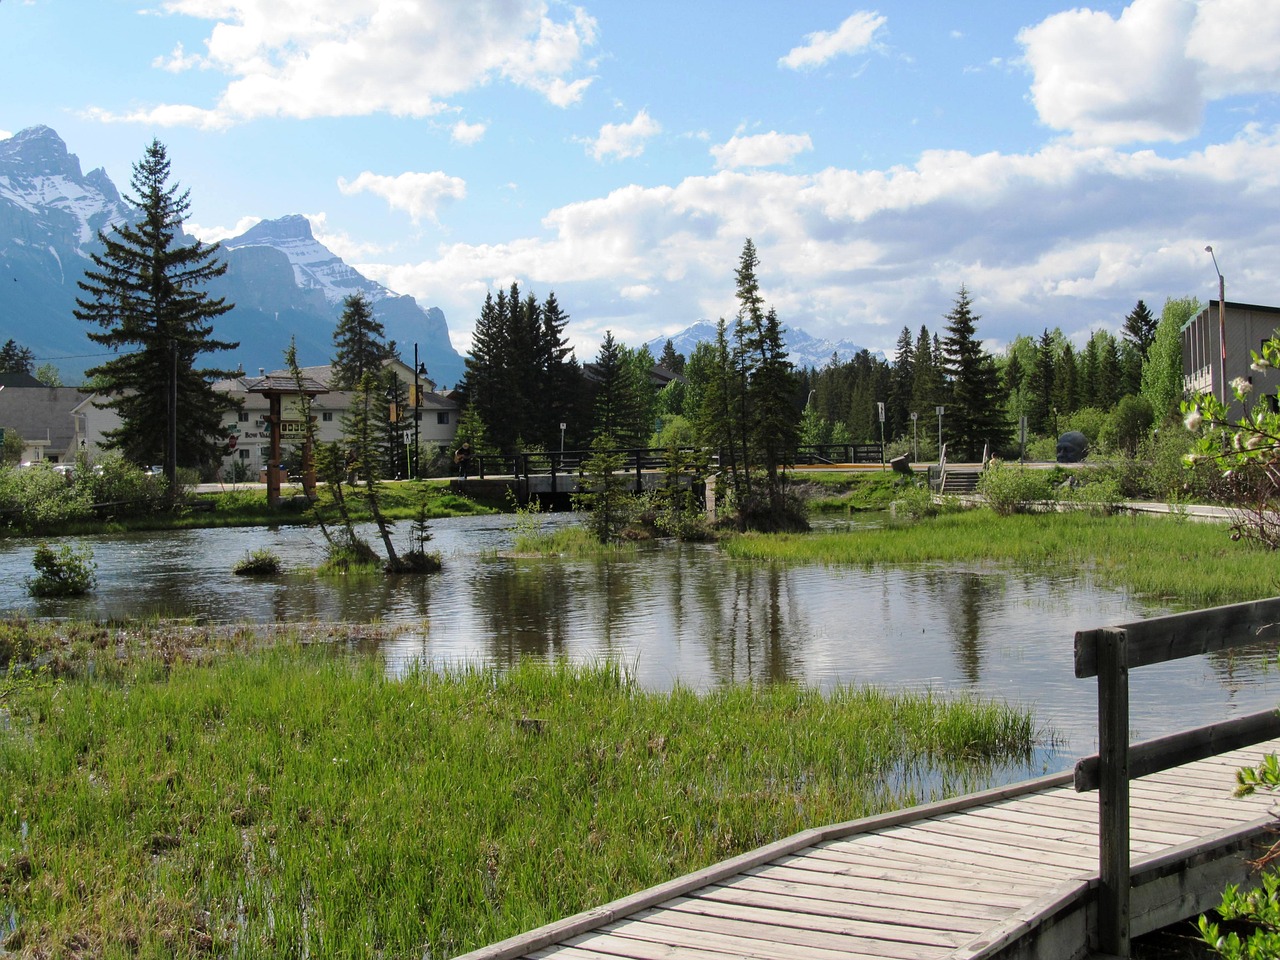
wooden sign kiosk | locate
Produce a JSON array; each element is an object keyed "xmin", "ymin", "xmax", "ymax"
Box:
[{"xmin": 246, "ymin": 373, "xmax": 329, "ymax": 508}]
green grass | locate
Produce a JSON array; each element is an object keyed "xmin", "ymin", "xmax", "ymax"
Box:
[
  {"xmin": 723, "ymin": 508, "xmax": 1276, "ymax": 607},
  {"xmin": 792, "ymin": 469, "xmax": 912, "ymax": 512},
  {"xmin": 0, "ymin": 635, "xmax": 1038, "ymax": 959}
]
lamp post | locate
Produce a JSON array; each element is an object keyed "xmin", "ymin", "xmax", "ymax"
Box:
[
  {"xmin": 560, "ymin": 422, "xmax": 566, "ymax": 453},
  {"xmin": 1206, "ymin": 245, "xmax": 1226, "ymax": 405},
  {"xmin": 412, "ymin": 345, "xmax": 426, "ymax": 479},
  {"xmin": 936, "ymin": 406, "xmax": 945, "ymax": 463},
  {"xmin": 910, "ymin": 411, "xmax": 918, "ymax": 463}
]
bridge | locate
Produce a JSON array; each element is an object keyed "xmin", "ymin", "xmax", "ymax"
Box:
[
  {"xmin": 452, "ymin": 444, "xmax": 887, "ymax": 504},
  {"xmin": 455, "ymin": 597, "xmax": 1280, "ymax": 960}
]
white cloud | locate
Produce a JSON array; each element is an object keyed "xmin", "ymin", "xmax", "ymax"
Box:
[
  {"xmin": 711, "ymin": 131, "xmax": 813, "ymax": 170},
  {"xmin": 451, "ymin": 120, "xmax": 487, "ymax": 145},
  {"xmin": 1019, "ymin": 0, "xmax": 1280, "ymax": 145},
  {"xmin": 779, "ymin": 11, "xmax": 887, "ymax": 70},
  {"xmin": 0, "ymin": 129, "xmax": 12, "ymax": 141},
  {"xmin": 185, "ymin": 215, "xmax": 262, "ymax": 243},
  {"xmin": 305, "ymin": 212, "xmax": 393, "ymax": 261},
  {"xmin": 337, "ymin": 171, "xmax": 466, "ymax": 225},
  {"xmin": 94, "ymin": 0, "xmax": 597, "ymax": 127},
  {"xmin": 152, "ymin": 41, "xmax": 206, "ymax": 73},
  {"xmin": 587, "ymin": 109, "xmax": 661, "ymax": 161},
  {"xmin": 366, "ymin": 127, "xmax": 1280, "ymax": 359}
]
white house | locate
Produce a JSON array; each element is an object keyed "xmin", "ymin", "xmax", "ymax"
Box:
[{"xmin": 75, "ymin": 358, "xmax": 460, "ymax": 478}]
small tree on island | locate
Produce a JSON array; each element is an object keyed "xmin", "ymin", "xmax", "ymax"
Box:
[{"xmin": 74, "ymin": 140, "xmax": 239, "ymax": 496}]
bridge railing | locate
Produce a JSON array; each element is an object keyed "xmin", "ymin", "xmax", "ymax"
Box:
[
  {"xmin": 1074, "ymin": 597, "xmax": 1280, "ymax": 957},
  {"xmin": 792, "ymin": 443, "xmax": 884, "ymax": 465}
]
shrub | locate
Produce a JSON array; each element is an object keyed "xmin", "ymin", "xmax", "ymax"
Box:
[
  {"xmin": 26, "ymin": 542, "xmax": 97, "ymax": 597},
  {"xmin": 318, "ymin": 534, "xmax": 381, "ymax": 574},
  {"xmin": 1065, "ymin": 476, "xmax": 1124, "ymax": 515},
  {"xmin": 977, "ymin": 461, "xmax": 1054, "ymax": 515},
  {"xmin": 233, "ymin": 548, "xmax": 282, "ymax": 576}
]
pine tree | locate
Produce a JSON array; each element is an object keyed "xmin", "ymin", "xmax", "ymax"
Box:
[
  {"xmin": 75, "ymin": 139, "xmax": 237, "ymax": 492},
  {"xmin": 1122, "ymin": 300, "xmax": 1157, "ymax": 396},
  {"xmin": 887, "ymin": 326, "xmax": 915, "ymax": 440},
  {"xmin": 1025, "ymin": 330, "xmax": 1056, "ymax": 435},
  {"xmin": 331, "ymin": 293, "xmax": 389, "ymax": 389},
  {"xmin": 658, "ymin": 338, "xmax": 686, "ymax": 374},
  {"xmin": 940, "ymin": 286, "xmax": 1009, "ymax": 460},
  {"xmin": 0, "ymin": 340, "xmax": 34, "ymax": 374},
  {"xmin": 1052, "ymin": 341, "xmax": 1078, "ymax": 421}
]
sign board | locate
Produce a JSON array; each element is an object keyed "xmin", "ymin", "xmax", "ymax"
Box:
[
  {"xmin": 280, "ymin": 419, "xmax": 308, "ymax": 438},
  {"xmin": 877, "ymin": 402, "xmax": 885, "ymax": 422}
]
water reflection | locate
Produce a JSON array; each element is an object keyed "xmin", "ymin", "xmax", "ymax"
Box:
[{"xmin": 1, "ymin": 513, "xmax": 1278, "ymax": 769}]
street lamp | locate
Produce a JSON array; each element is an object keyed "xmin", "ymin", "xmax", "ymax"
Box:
[
  {"xmin": 412, "ymin": 346, "xmax": 427, "ymax": 479},
  {"xmin": 1206, "ymin": 245, "xmax": 1226, "ymax": 405},
  {"xmin": 910, "ymin": 411, "xmax": 918, "ymax": 463},
  {"xmin": 560, "ymin": 422, "xmax": 566, "ymax": 453},
  {"xmin": 936, "ymin": 406, "xmax": 945, "ymax": 464}
]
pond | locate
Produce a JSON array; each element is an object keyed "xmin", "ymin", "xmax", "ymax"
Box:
[{"xmin": 3, "ymin": 512, "xmax": 1277, "ymax": 773}]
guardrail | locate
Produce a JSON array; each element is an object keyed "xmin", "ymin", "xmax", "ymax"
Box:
[{"xmin": 1074, "ymin": 597, "xmax": 1280, "ymax": 956}]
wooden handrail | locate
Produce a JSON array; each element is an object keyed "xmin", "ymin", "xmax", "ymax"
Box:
[{"xmin": 1073, "ymin": 596, "xmax": 1280, "ymax": 956}]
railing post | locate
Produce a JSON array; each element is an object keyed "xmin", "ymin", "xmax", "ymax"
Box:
[{"xmin": 1098, "ymin": 627, "xmax": 1131, "ymax": 957}]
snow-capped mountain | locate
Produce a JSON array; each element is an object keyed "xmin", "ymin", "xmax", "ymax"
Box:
[
  {"xmin": 645, "ymin": 320, "xmax": 882, "ymax": 370},
  {"xmin": 0, "ymin": 126, "xmax": 464, "ymax": 386}
]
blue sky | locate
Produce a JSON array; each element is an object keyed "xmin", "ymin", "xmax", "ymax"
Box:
[{"xmin": 3, "ymin": 0, "xmax": 1279, "ymax": 362}]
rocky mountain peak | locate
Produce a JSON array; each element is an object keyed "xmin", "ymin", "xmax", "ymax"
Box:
[
  {"xmin": 0, "ymin": 125, "xmax": 84, "ymax": 181},
  {"xmin": 232, "ymin": 213, "xmax": 314, "ymax": 245}
]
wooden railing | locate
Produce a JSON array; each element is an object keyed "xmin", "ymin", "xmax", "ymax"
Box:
[{"xmin": 1074, "ymin": 597, "xmax": 1280, "ymax": 956}]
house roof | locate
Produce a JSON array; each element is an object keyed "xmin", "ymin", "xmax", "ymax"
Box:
[{"xmin": 0, "ymin": 372, "xmax": 44, "ymax": 388}]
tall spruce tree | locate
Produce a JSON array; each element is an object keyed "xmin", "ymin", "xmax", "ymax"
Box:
[
  {"xmin": 75, "ymin": 139, "xmax": 237, "ymax": 492},
  {"xmin": 658, "ymin": 338, "xmax": 686, "ymax": 374},
  {"xmin": 331, "ymin": 293, "xmax": 390, "ymax": 389},
  {"xmin": 940, "ymin": 286, "xmax": 1009, "ymax": 461}
]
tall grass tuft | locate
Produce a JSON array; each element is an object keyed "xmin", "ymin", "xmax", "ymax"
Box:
[
  {"xmin": 723, "ymin": 508, "xmax": 1277, "ymax": 607},
  {"xmin": 0, "ymin": 647, "xmax": 1039, "ymax": 958}
]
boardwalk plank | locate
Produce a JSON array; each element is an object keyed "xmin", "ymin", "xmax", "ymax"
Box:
[
  {"xmin": 743, "ymin": 860, "xmax": 1030, "ymax": 909},
  {"xmin": 631, "ymin": 906, "xmax": 954, "ymax": 960},
  {"xmin": 700, "ymin": 883, "xmax": 994, "ymax": 934},
  {"xmin": 714, "ymin": 875, "xmax": 1006, "ymax": 926},
  {"xmin": 784, "ymin": 847, "xmax": 1058, "ymax": 897},
  {"xmin": 661, "ymin": 894, "xmax": 969, "ymax": 950}
]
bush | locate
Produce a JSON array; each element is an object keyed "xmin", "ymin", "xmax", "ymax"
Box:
[
  {"xmin": 26, "ymin": 542, "xmax": 97, "ymax": 597},
  {"xmin": 1065, "ymin": 476, "xmax": 1124, "ymax": 515},
  {"xmin": 232, "ymin": 548, "xmax": 282, "ymax": 576},
  {"xmin": 0, "ymin": 464, "xmax": 92, "ymax": 529},
  {"xmin": 977, "ymin": 461, "xmax": 1054, "ymax": 515}
]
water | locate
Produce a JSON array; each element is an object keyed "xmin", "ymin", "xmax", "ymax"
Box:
[{"xmin": 3, "ymin": 512, "xmax": 1278, "ymax": 770}]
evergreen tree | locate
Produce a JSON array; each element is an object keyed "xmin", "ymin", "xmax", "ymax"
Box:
[
  {"xmin": 1121, "ymin": 299, "xmax": 1157, "ymax": 395},
  {"xmin": 658, "ymin": 338, "xmax": 686, "ymax": 374},
  {"xmin": 1025, "ymin": 329, "xmax": 1056, "ymax": 435},
  {"xmin": 887, "ymin": 326, "xmax": 915, "ymax": 440},
  {"xmin": 940, "ymin": 286, "xmax": 1009, "ymax": 460},
  {"xmin": 1051, "ymin": 341, "xmax": 1078, "ymax": 422},
  {"xmin": 0, "ymin": 340, "xmax": 34, "ymax": 374},
  {"xmin": 75, "ymin": 139, "xmax": 237, "ymax": 492},
  {"xmin": 1095, "ymin": 332, "xmax": 1123, "ymax": 408},
  {"xmin": 592, "ymin": 331, "xmax": 645, "ymax": 446},
  {"xmin": 910, "ymin": 325, "xmax": 942, "ymax": 417},
  {"xmin": 331, "ymin": 293, "xmax": 390, "ymax": 389}
]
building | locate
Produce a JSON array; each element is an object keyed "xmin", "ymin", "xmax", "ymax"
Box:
[
  {"xmin": 74, "ymin": 358, "xmax": 460, "ymax": 478},
  {"xmin": 0, "ymin": 378, "xmax": 88, "ymax": 463},
  {"xmin": 1182, "ymin": 300, "xmax": 1280, "ymax": 414}
]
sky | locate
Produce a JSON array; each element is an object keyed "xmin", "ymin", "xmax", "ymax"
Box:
[{"xmin": 3, "ymin": 0, "xmax": 1280, "ymax": 363}]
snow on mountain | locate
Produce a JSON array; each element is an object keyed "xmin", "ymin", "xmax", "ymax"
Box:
[
  {"xmin": 223, "ymin": 214, "xmax": 390, "ymax": 308},
  {"xmin": 0, "ymin": 125, "xmax": 128, "ymax": 249},
  {"xmin": 645, "ymin": 320, "xmax": 882, "ymax": 370}
]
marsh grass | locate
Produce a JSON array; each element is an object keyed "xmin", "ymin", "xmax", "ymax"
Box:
[
  {"xmin": 0, "ymin": 643, "xmax": 1038, "ymax": 958},
  {"xmin": 723, "ymin": 508, "xmax": 1275, "ymax": 606},
  {"xmin": 511, "ymin": 523, "xmax": 638, "ymax": 558}
]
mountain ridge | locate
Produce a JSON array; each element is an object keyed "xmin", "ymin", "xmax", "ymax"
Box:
[{"xmin": 0, "ymin": 126, "xmax": 464, "ymax": 386}]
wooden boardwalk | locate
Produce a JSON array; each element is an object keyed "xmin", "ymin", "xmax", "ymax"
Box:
[{"xmin": 456, "ymin": 738, "xmax": 1280, "ymax": 960}]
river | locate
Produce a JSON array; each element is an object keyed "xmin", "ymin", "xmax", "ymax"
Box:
[{"xmin": 3, "ymin": 511, "xmax": 1277, "ymax": 771}]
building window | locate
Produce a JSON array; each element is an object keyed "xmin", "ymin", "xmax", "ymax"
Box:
[
  {"xmin": 239, "ymin": 449, "xmax": 250, "ymax": 460},
  {"xmin": 322, "ymin": 412, "xmax": 333, "ymax": 422},
  {"xmin": 238, "ymin": 411, "xmax": 250, "ymax": 422},
  {"xmin": 437, "ymin": 412, "xmax": 450, "ymax": 425}
]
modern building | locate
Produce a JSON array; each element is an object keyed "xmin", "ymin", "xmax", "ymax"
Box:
[{"xmin": 1182, "ymin": 300, "xmax": 1280, "ymax": 415}]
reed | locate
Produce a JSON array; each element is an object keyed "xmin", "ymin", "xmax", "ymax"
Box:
[
  {"xmin": 723, "ymin": 509, "xmax": 1276, "ymax": 606},
  {"xmin": 0, "ymin": 645, "xmax": 1039, "ymax": 959}
]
